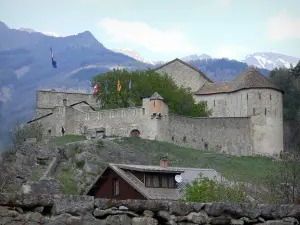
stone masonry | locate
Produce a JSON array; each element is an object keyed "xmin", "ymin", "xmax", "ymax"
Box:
[
  {"xmin": 27, "ymin": 58, "xmax": 284, "ymax": 157},
  {"xmin": 1, "ymin": 193, "xmax": 300, "ymax": 225}
]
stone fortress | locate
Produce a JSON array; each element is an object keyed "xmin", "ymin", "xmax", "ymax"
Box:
[{"xmin": 28, "ymin": 58, "xmax": 284, "ymax": 157}]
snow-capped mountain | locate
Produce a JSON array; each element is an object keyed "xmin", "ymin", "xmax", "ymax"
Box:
[
  {"xmin": 181, "ymin": 54, "xmax": 212, "ymax": 62},
  {"xmin": 110, "ymin": 48, "xmax": 159, "ymax": 65},
  {"xmin": 18, "ymin": 27, "xmax": 63, "ymax": 37},
  {"xmin": 243, "ymin": 52, "xmax": 300, "ymax": 70}
]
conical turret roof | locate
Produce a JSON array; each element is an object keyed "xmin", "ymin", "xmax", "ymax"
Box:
[{"xmin": 150, "ymin": 92, "xmax": 164, "ymax": 100}]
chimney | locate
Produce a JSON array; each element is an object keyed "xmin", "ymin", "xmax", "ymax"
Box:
[{"xmin": 160, "ymin": 159, "xmax": 168, "ymax": 168}]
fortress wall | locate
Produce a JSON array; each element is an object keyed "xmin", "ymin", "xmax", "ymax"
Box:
[
  {"xmin": 30, "ymin": 106, "xmax": 66, "ymax": 136},
  {"xmin": 195, "ymin": 89, "xmax": 249, "ymax": 117},
  {"xmin": 35, "ymin": 90, "xmax": 98, "ymax": 109},
  {"xmin": 65, "ymin": 107, "xmax": 86, "ymax": 135},
  {"xmin": 35, "ymin": 108, "xmax": 53, "ymax": 119},
  {"xmin": 168, "ymin": 114, "xmax": 253, "ymax": 156},
  {"xmin": 155, "ymin": 60, "xmax": 210, "ymax": 92},
  {"xmin": 84, "ymin": 107, "xmax": 155, "ymax": 138}
]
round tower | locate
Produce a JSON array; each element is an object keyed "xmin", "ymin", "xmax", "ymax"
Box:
[{"xmin": 149, "ymin": 92, "xmax": 165, "ymax": 118}]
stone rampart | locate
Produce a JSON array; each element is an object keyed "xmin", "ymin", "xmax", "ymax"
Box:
[
  {"xmin": 169, "ymin": 114, "xmax": 253, "ymax": 156},
  {"xmin": 0, "ymin": 193, "xmax": 299, "ymax": 224}
]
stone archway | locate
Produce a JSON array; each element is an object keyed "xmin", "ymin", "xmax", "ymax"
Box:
[{"xmin": 130, "ymin": 129, "xmax": 141, "ymax": 138}]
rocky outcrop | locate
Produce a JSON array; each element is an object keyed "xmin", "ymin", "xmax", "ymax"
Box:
[{"xmin": 0, "ymin": 193, "xmax": 300, "ymax": 224}]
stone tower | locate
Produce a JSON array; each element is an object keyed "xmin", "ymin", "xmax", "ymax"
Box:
[{"xmin": 149, "ymin": 92, "xmax": 169, "ymax": 141}]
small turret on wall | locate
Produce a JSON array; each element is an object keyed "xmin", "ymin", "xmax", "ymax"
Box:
[{"xmin": 149, "ymin": 92, "xmax": 166, "ymax": 119}]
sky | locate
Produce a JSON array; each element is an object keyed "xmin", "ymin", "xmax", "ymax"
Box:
[{"xmin": 1, "ymin": 0, "xmax": 300, "ymax": 61}]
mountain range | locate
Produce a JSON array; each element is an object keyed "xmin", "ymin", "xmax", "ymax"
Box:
[{"xmin": 0, "ymin": 20, "xmax": 299, "ymax": 147}]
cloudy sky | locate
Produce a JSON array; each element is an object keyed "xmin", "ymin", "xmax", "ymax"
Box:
[{"xmin": 1, "ymin": 0, "xmax": 300, "ymax": 61}]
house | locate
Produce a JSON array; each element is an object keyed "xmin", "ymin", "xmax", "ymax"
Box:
[{"xmin": 84, "ymin": 160, "xmax": 223, "ymax": 201}]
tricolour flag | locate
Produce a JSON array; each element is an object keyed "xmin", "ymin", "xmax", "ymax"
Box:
[
  {"xmin": 50, "ymin": 48, "xmax": 57, "ymax": 68},
  {"xmin": 117, "ymin": 80, "xmax": 121, "ymax": 92},
  {"xmin": 128, "ymin": 79, "xmax": 132, "ymax": 89},
  {"xmin": 93, "ymin": 83, "xmax": 99, "ymax": 94}
]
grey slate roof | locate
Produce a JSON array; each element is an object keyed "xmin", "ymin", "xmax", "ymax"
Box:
[
  {"xmin": 195, "ymin": 67, "xmax": 283, "ymax": 95},
  {"xmin": 85, "ymin": 163, "xmax": 224, "ymax": 201},
  {"xmin": 149, "ymin": 92, "xmax": 164, "ymax": 100}
]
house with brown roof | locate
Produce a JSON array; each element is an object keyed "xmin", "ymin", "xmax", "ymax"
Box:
[{"xmin": 85, "ymin": 159, "xmax": 223, "ymax": 201}]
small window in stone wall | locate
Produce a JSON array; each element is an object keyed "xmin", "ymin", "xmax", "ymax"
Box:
[
  {"xmin": 183, "ymin": 136, "xmax": 186, "ymax": 142},
  {"xmin": 142, "ymin": 108, "xmax": 145, "ymax": 115},
  {"xmin": 172, "ymin": 136, "xmax": 174, "ymax": 141},
  {"xmin": 253, "ymin": 108, "xmax": 255, "ymax": 115},
  {"xmin": 259, "ymin": 93, "xmax": 261, "ymax": 100},
  {"xmin": 214, "ymin": 100, "xmax": 215, "ymax": 106},
  {"xmin": 265, "ymin": 108, "xmax": 267, "ymax": 115},
  {"xmin": 247, "ymin": 94, "xmax": 248, "ymax": 100},
  {"xmin": 270, "ymin": 94, "xmax": 272, "ymax": 100}
]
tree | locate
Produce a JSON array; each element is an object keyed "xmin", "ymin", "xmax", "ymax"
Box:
[
  {"xmin": 263, "ymin": 150, "xmax": 300, "ymax": 204},
  {"xmin": 11, "ymin": 121, "xmax": 44, "ymax": 148},
  {"xmin": 91, "ymin": 69, "xmax": 212, "ymax": 117},
  {"xmin": 179, "ymin": 173, "xmax": 246, "ymax": 203}
]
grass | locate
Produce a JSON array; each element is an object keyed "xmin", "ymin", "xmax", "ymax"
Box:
[
  {"xmin": 116, "ymin": 137, "xmax": 279, "ymax": 183},
  {"xmin": 49, "ymin": 135, "xmax": 86, "ymax": 145},
  {"xmin": 58, "ymin": 167, "xmax": 78, "ymax": 195},
  {"xmin": 28, "ymin": 164, "xmax": 48, "ymax": 181}
]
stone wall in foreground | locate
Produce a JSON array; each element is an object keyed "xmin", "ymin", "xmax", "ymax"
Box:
[{"xmin": 0, "ymin": 193, "xmax": 300, "ymax": 225}]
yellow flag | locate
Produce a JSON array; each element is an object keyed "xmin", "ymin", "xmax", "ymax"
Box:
[{"xmin": 117, "ymin": 80, "xmax": 121, "ymax": 92}]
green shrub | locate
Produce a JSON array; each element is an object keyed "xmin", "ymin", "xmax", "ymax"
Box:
[{"xmin": 76, "ymin": 160, "xmax": 85, "ymax": 169}]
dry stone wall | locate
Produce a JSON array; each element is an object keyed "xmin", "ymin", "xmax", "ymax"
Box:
[{"xmin": 1, "ymin": 193, "xmax": 300, "ymax": 225}]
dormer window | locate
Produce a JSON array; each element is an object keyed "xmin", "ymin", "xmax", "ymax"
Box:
[{"xmin": 145, "ymin": 173, "xmax": 176, "ymax": 188}]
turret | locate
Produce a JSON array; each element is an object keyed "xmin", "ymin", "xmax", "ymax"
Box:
[{"xmin": 149, "ymin": 92, "xmax": 165, "ymax": 119}]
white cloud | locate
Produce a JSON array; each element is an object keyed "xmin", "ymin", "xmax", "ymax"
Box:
[
  {"xmin": 98, "ymin": 18, "xmax": 199, "ymax": 54},
  {"xmin": 267, "ymin": 11, "xmax": 300, "ymax": 41},
  {"xmin": 213, "ymin": 45, "xmax": 247, "ymax": 60}
]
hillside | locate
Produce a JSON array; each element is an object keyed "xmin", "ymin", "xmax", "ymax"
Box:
[{"xmin": 1, "ymin": 135, "xmax": 279, "ymax": 199}]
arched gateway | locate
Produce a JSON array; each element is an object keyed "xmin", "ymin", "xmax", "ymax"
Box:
[{"xmin": 130, "ymin": 129, "xmax": 141, "ymax": 138}]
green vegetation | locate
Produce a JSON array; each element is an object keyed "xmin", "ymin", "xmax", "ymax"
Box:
[
  {"xmin": 58, "ymin": 167, "xmax": 78, "ymax": 195},
  {"xmin": 117, "ymin": 137, "xmax": 278, "ymax": 182},
  {"xmin": 76, "ymin": 160, "xmax": 85, "ymax": 169},
  {"xmin": 179, "ymin": 173, "xmax": 246, "ymax": 203},
  {"xmin": 28, "ymin": 165, "xmax": 48, "ymax": 181},
  {"xmin": 12, "ymin": 122, "xmax": 44, "ymax": 147},
  {"xmin": 269, "ymin": 61, "xmax": 300, "ymax": 120},
  {"xmin": 92, "ymin": 69, "xmax": 212, "ymax": 117},
  {"xmin": 97, "ymin": 140, "xmax": 103, "ymax": 152},
  {"xmin": 49, "ymin": 135, "xmax": 86, "ymax": 145}
]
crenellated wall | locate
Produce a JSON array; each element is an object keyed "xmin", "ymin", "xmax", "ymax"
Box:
[{"xmin": 1, "ymin": 193, "xmax": 300, "ymax": 225}]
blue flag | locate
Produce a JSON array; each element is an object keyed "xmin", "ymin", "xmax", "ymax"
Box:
[
  {"xmin": 50, "ymin": 48, "xmax": 57, "ymax": 68},
  {"xmin": 128, "ymin": 79, "xmax": 132, "ymax": 89},
  {"xmin": 104, "ymin": 80, "xmax": 109, "ymax": 94}
]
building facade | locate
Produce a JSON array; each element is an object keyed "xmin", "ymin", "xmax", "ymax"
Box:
[{"xmin": 28, "ymin": 59, "xmax": 284, "ymax": 157}]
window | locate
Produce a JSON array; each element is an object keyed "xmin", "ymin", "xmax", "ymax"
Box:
[
  {"xmin": 168, "ymin": 176, "xmax": 175, "ymax": 188},
  {"xmin": 112, "ymin": 179, "xmax": 119, "ymax": 196},
  {"xmin": 183, "ymin": 136, "xmax": 187, "ymax": 142},
  {"xmin": 214, "ymin": 100, "xmax": 215, "ymax": 106},
  {"xmin": 172, "ymin": 136, "xmax": 174, "ymax": 141},
  {"xmin": 142, "ymin": 108, "xmax": 145, "ymax": 115},
  {"xmin": 259, "ymin": 93, "xmax": 261, "ymax": 100},
  {"xmin": 145, "ymin": 174, "xmax": 176, "ymax": 188},
  {"xmin": 253, "ymin": 108, "xmax": 255, "ymax": 115},
  {"xmin": 270, "ymin": 94, "xmax": 272, "ymax": 100},
  {"xmin": 247, "ymin": 94, "xmax": 248, "ymax": 100},
  {"xmin": 265, "ymin": 108, "xmax": 267, "ymax": 115}
]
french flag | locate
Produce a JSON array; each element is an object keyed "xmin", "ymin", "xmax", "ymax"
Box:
[{"xmin": 50, "ymin": 48, "xmax": 57, "ymax": 68}]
